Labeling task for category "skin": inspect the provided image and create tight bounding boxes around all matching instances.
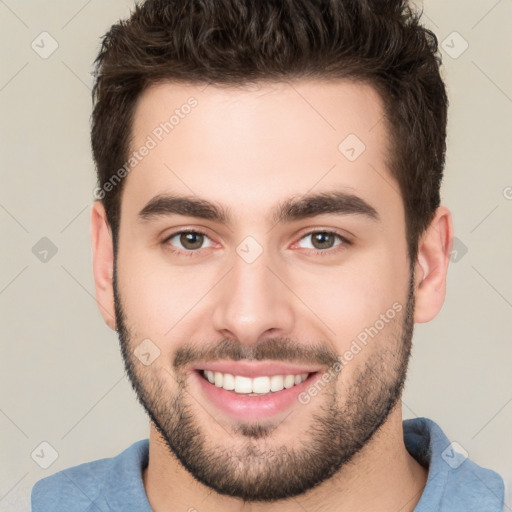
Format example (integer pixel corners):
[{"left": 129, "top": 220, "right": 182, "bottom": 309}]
[{"left": 90, "top": 79, "right": 453, "bottom": 512}]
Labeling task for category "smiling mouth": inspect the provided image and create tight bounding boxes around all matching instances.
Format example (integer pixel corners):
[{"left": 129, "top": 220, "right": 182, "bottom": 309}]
[{"left": 197, "top": 369, "right": 317, "bottom": 396}]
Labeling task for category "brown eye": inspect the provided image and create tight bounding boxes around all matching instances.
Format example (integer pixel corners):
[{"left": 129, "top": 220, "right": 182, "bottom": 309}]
[
  {"left": 179, "top": 232, "right": 204, "bottom": 250},
  {"left": 311, "top": 232, "right": 337, "bottom": 249},
  {"left": 298, "top": 231, "right": 344, "bottom": 251},
  {"left": 165, "top": 230, "right": 213, "bottom": 252}
]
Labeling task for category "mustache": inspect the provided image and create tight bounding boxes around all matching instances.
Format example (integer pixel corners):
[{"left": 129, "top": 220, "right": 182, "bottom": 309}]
[{"left": 173, "top": 337, "right": 339, "bottom": 371}]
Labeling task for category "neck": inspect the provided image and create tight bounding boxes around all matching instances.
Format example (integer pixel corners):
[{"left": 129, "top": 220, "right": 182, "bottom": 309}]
[{"left": 142, "top": 406, "right": 427, "bottom": 512}]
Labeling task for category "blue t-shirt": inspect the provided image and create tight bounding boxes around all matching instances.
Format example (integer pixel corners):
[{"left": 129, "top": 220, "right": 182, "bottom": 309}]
[{"left": 31, "top": 417, "right": 505, "bottom": 511}]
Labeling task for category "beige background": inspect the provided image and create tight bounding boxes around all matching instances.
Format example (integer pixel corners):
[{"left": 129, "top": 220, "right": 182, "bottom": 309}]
[{"left": 1, "top": 1, "right": 511, "bottom": 510}]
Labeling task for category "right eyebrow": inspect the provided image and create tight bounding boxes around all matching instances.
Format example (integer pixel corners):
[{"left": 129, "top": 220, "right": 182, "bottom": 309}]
[{"left": 138, "top": 195, "right": 230, "bottom": 223}]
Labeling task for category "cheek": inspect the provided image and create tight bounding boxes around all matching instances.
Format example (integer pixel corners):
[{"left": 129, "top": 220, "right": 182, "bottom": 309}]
[
  {"left": 286, "top": 248, "right": 409, "bottom": 349},
  {"left": 116, "top": 248, "right": 219, "bottom": 338}
]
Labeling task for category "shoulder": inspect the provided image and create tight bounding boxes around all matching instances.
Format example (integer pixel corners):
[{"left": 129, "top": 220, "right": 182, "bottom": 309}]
[
  {"left": 31, "top": 439, "right": 149, "bottom": 512},
  {"left": 404, "top": 417, "right": 505, "bottom": 512}
]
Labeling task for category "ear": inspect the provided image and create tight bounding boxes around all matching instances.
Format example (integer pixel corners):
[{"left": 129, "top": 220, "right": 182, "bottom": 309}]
[
  {"left": 413, "top": 205, "right": 454, "bottom": 323},
  {"left": 90, "top": 201, "right": 117, "bottom": 331}
]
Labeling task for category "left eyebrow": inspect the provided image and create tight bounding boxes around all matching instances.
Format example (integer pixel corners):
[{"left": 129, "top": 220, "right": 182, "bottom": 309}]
[
  {"left": 272, "top": 191, "right": 380, "bottom": 224},
  {"left": 137, "top": 190, "right": 380, "bottom": 225}
]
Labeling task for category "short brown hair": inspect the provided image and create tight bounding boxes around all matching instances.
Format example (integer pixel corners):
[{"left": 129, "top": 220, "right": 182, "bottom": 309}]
[{"left": 91, "top": 0, "right": 448, "bottom": 263}]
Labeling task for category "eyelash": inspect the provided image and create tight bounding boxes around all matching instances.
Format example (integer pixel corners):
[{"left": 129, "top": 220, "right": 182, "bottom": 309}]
[{"left": 161, "top": 229, "right": 352, "bottom": 258}]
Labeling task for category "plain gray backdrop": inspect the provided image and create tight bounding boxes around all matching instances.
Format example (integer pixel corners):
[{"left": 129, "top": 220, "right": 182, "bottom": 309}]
[{"left": 1, "top": 1, "right": 511, "bottom": 510}]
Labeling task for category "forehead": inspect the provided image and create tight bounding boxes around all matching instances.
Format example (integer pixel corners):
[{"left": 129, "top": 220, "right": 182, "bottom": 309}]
[{"left": 122, "top": 79, "right": 400, "bottom": 225}]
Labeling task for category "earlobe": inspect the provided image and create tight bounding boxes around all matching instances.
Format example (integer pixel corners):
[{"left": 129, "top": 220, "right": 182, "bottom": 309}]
[
  {"left": 90, "top": 201, "right": 117, "bottom": 331},
  {"left": 413, "top": 206, "right": 454, "bottom": 323}
]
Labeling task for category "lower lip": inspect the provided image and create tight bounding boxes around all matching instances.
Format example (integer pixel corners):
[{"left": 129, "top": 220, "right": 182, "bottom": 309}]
[{"left": 192, "top": 370, "right": 320, "bottom": 422}]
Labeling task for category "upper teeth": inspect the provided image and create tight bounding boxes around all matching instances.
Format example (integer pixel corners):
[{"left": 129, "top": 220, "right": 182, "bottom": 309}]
[{"left": 203, "top": 370, "right": 309, "bottom": 395}]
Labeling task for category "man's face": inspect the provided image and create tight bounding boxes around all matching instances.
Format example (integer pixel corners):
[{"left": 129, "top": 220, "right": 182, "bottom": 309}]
[{"left": 112, "top": 80, "right": 414, "bottom": 500}]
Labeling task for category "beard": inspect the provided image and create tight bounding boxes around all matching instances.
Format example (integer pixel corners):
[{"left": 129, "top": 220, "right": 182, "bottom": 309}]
[{"left": 113, "top": 263, "right": 416, "bottom": 502}]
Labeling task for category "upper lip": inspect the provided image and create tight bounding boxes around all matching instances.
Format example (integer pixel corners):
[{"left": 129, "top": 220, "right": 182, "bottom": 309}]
[{"left": 192, "top": 360, "right": 321, "bottom": 378}]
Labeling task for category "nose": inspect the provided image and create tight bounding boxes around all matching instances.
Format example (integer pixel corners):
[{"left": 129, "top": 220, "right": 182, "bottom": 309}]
[{"left": 211, "top": 247, "right": 295, "bottom": 346}]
